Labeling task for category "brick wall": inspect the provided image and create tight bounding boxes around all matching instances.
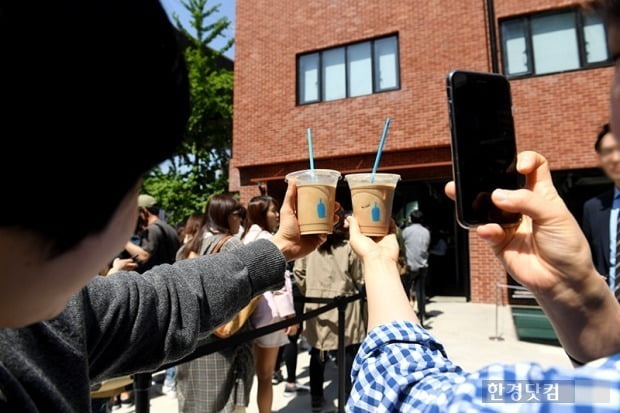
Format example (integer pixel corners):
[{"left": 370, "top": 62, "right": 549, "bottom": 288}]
[
  {"left": 232, "top": 0, "right": 612, "bottom": 302},
  {"left": 469, "top": 232, "right": 509, "bottom": 305},
  {"left": 233, "top": 0, "right": 488, "bottom": 167}
]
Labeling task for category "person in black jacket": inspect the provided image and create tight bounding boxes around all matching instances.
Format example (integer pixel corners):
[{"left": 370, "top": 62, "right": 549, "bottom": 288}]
[
  {"left": 125, "top": 194, "right": 180, "bottom": 273},
  {"left": 582, "top": 124, "right": 620, "bottom": 288}
]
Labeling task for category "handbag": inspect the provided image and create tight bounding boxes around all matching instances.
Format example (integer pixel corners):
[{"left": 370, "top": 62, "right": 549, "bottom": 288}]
[{"left": 210, "top": 235, "right": 260, "bottom": 339}]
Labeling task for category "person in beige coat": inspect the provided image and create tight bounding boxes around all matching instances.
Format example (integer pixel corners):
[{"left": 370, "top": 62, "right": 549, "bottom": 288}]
[{"left": 293, "top": 210, "right": 365, "bottom": 412}]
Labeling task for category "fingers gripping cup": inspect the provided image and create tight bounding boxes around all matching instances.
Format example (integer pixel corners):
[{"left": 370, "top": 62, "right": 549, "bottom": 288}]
[
  {"left": 346, "top": 173, "right": 400, "bottom": 236},
  {"left": 285, "top": 169, "right": 341, "bottom": 234}
]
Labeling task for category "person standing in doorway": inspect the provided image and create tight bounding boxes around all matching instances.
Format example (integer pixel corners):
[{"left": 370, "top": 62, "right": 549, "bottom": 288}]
[{"left": 402, "top": 210, "right": 431, "bottom": 325}]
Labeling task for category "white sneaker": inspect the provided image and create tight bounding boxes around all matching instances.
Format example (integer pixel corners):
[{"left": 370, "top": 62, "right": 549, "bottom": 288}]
[
  {"left": 162, "top": 383, "right": 176, "bottom": 397},
  {"left": 283, "top": 382, "right": 310, "bottom": 397}
]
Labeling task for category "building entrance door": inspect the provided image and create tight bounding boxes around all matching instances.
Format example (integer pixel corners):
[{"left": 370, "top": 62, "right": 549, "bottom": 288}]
[{"left": 392, "top": 180, "right": 469, "bottom": 299}]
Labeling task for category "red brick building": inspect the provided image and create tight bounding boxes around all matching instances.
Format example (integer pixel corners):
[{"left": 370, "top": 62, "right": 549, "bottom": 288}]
[{"left": 230, "top": 0, "right": 613, "bottom": 303}]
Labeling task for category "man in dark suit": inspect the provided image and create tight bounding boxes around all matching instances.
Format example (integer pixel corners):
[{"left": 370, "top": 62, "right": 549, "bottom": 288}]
[{"left": 582, "top": 124, "right": 620, "bottom": 290}]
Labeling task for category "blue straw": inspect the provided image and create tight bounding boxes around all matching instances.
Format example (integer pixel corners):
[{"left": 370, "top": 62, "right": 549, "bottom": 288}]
[
  {"left": 307, "top": 128, "right": 315, "bottom": 170},
  {"left": 371, "top": 117, "right": 391, "bottom": 183}
]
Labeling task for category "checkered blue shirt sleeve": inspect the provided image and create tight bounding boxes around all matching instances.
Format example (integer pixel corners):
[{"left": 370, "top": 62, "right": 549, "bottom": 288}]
[{"left": 346, "top": 320, "right": 620, "bottom": 412}]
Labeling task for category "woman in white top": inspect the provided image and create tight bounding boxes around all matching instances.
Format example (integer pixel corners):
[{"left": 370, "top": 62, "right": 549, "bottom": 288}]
[{"left": 242, "top": 196, "right": 297, "bottom": 413}]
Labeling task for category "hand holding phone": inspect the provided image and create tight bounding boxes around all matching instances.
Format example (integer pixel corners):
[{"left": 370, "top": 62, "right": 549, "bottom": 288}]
[{"left": 446, "top": 70, "right": 522, "bottom": 228}]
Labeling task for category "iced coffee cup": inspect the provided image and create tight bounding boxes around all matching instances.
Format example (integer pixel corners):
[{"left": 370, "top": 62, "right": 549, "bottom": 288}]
[
  {"left": 285, "top": 169, "right": 341, "bottom": 234},
  {"left": 345, "top": 173, "right": 400, "bottom": 236}
]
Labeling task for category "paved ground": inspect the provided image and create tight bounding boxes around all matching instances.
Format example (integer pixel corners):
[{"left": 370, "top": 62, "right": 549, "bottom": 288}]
[{"left": 115, "top": 297, "right": 571, "bottom": 412}]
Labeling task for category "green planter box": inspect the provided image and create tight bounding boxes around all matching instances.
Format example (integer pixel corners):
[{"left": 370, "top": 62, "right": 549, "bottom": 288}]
[{"left": 511, "top": 306, "right": 559, "bottom": 344}]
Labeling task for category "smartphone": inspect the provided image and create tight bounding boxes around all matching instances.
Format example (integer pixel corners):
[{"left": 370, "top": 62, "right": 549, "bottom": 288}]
[{"left": 446, "top": 70, "right": 522, "bottom": 228}]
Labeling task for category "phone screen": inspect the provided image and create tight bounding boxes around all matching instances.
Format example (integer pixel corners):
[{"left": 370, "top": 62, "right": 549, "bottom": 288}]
[{"left": 447, "top": 70, "right": 521, "bottom": 228}]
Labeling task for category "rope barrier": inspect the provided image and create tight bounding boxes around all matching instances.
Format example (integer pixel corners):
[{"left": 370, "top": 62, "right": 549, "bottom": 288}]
[{"left": 132, "top": 291, "right": 366, "bottom": 413}]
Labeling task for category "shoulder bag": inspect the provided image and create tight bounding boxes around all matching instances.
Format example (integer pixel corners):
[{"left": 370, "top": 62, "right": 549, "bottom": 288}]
[{"left": 210, "top": 235, "right": 261, "bottom": 339}]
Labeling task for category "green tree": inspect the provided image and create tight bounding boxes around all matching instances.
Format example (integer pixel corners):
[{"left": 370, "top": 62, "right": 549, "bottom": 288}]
[{"left": 143, "top": 0, "right": 234, "bottom": 225}]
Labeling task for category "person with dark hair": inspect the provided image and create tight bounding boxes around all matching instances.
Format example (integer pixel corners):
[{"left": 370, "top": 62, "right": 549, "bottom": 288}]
[
  {"left": 176, "top": 213, "right": 206, "bottom": 261},
  {"left": 186, "top": 194, "right": 245, "bottom": 258},
  {"left": 242, "top": 196, "right": 298, "bottom": 413},
  {"left": 177, "top": 194, "right": 255, "bottom": 413},
  {"left": 594, "top": 123, "right": 612, "bottom": 152},
  {"left": 582, "top": 123, "right": 620, "bottom": 288},
  {"left": 0, "top": 2, "right": 325, "bottom": 411},
  {"left": 294, "top": 209, "right": 365, "bottom": 412},
  {"left": 158, "top": 212, "right": 207, "bottom": 399},
  {"left": 402, "top": 209, "right": 431, "bottom": 325},
  {"left": 124, "top": 194, "right": 180, "bottom": 273}
]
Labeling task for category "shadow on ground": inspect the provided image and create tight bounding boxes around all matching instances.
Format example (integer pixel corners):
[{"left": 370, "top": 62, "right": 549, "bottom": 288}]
[{"left": 276, "top": 355, "right": 341, "bottom": 412}]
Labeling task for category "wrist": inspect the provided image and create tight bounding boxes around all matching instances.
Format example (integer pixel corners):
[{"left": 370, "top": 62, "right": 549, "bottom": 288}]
[
  {"left": 534, "top": 268, "right": 620, "bottom": 363},
  {"left": 270, "top": 234, "right": 293, "bottom": 262},
  {"left": 362, "top": 254, "right": 398, "bottom": 273},
  {"left": 536, "top": 268, "right": 608, "bottom": 311}
]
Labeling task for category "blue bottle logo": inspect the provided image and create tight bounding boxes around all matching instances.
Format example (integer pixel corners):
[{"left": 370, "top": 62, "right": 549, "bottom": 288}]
[
  {"left": 317, "top": 199, "right": 326, "bottom": 218},
  {"left": 371, "top": 202, "right": 381, "bottom": 222}
]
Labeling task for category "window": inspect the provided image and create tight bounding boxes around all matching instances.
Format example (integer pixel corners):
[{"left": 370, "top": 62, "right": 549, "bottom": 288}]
[
  {"left": 374, "top": 37, "right": 400, "bottom": 90},
  {"left": 297, "top": 35, "right": 400, "bottom": 105},
  {"left": 299, "top": 53, "right": 319, "bottom": 103},
  {"left": 348, "top": 42, "right": 372, "bottom": 97},
  {"left": 323, "top": 48, "right": 346, "bottom": 101},
  {"left": 500, "top": 8, "right": 610, "bottom": 78}
]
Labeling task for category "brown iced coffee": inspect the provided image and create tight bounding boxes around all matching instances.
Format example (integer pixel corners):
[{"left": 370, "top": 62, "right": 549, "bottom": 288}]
[
  {"left": 285, "top": 169, "right": 341, "bottom": 235},
  {"left": 296, "top": 184, "right": 337, "bottom": 234},
  {"left": 345, "top": 173, "right": 400, "bottom": 236}
]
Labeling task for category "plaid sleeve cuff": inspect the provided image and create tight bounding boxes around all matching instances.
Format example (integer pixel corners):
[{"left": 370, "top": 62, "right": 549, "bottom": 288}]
[
  {"left": 347, "top": 321, "right": 464, "bottom": 412},
  {"left": 358, "top": 320, "right": 448, "bottom": 360}
]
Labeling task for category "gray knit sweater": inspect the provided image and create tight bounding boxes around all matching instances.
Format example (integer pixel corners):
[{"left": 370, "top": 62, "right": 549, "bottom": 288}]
[{"left": 0, "top": 239, "right": 286, "bottom": 412}]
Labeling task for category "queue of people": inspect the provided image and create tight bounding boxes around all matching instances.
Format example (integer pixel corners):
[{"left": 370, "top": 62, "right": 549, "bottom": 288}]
[
  {"left": 4, "top": 1, "right": 620, "bottom": 413},
  {"left": 115, "top": 193, "right": 366, "bottom": 412}
]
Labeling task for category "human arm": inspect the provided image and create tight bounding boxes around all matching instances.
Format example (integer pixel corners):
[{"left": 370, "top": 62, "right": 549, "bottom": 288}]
[
  {"left": 106, "top": 258, "right": 138, "bottom": 275},
  {"left": 347, "top": 242, "right": 365, "bottom": 289},
  {"left": 124, "top": 241, "right": 150, "bottom": 264},
  {"left": 346, "top": 217, "right": 419, "bottom": 329},
  {"left": 445, "top": 151, "right": 620, "bottom": 363},
  {"left": 346, "top": 221, "right": 467, "bottom": 410},
  {"left": 84, "top": 239, "right": 287, "bottom": 382}
]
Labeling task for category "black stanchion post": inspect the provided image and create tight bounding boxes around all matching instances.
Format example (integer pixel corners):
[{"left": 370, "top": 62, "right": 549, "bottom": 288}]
[
  {"left": 337, "top": 297, "right": 346, "bottom": 413},
  {"left": 133, "top": 372, "right": 151, "bottom": 413}
]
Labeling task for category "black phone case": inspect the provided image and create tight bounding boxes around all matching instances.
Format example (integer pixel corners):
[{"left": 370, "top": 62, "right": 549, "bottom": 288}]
[{"left": 446, "top": 70, "right": 521, "bottom": 229}]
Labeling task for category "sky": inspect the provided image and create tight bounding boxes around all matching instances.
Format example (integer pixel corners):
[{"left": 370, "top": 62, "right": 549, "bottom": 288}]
[{"left": 160, "top": 0, "right": 236, "bottom": 60}]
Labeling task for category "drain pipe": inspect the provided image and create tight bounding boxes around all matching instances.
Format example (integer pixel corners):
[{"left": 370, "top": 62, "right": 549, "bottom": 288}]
[{"left": 486, "top": 0, "right": 499, "bottom": 73}]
